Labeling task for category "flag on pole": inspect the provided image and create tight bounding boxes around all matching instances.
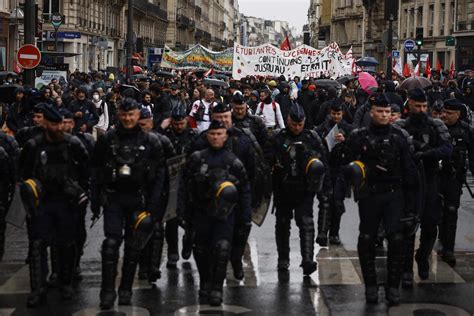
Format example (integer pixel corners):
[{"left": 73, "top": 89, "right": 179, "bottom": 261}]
[
  {"left": 413, "top": 62, "right": 420, "bottom": 77},
  {"left": 436, "top": 59, "right": 442, "bottom": 73},
  {"left": 280, "top": 35, "right": 292, "bottom": 51},
  {"left": 393, "top": 58, "right": 402, "bottom": 76},
  {"left": 449, "top": 61, "right": 455, "bottom": 79},
  {"left": 403, "top": 63, "right": 411, "bottom": 77},
  {"left": 425, "top": 56, "right": 432, "bottom": 79},
  {"left": 203, "top": 68, "right": 215, "bottom": 77}
]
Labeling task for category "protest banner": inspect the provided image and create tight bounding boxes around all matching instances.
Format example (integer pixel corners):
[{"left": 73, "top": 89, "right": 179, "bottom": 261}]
[
  {"left": 232, "top": 42, "right": 354, "bottom": 79},
  {"left": 161, "top": 44, "right": 233, "bottom": 72}
]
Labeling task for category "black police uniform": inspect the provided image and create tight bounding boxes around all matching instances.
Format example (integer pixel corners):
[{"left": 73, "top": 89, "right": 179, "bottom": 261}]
[
  {"left": 180, "top": 120, "right": 251, "bottom": 306},
  {"left": 315, "top": 106, "right": 353, "bottom": 245},
  {"left": 394, "top": 88, "right": 453, "bottom": 284},
  {"left": 91, "top": 99, "right": 166, "bottom": 309},
  {"left": 345, "top": 94, "right": 419, "bottom": 304},
  {"left": 439, "top": 99, "right": 474, "bottom": 267},
  {"left": 0, "top": 131, "right": 19, "bottom": 261},
  {"left": 19, "top": 104, "right": 89, "bottom": 307},
  {"left": 187, "top": 103, "right": 258, "bottom": 281},
  {"left": 270, "top": 103, "right": 330, "bottom": 276}
]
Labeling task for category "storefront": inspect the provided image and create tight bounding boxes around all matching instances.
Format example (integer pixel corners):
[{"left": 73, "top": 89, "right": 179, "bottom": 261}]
[
  {"left": 456, "top": 36, "right": 474, "bottom": 71},
  {"left": 0, "top": 17, "right": 9, "bottom": 71}
]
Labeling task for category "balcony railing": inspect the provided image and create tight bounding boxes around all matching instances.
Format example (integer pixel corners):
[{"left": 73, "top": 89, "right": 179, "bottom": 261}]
[{"left": 133, "top": 2, "right": 168, "bottom": 22}]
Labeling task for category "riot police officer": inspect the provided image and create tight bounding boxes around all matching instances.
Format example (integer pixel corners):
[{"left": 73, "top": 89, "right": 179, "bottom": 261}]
[
  {"left": 394, "top": 88, "right": 453, "bottom": 286},
  {"left": 270, "top": 103, "right": 329, "bottom": 276},
  {"left": 231, "top": 93, "right": 268, "bottom": 149},
  {"left": 19, "top": 104, "right": 89, "bottom": 307},
  {"left": 0, "top": 130, "right": 19, "bottom": 261},
  {"left": 91, "top": 98, "right": 167, "bottom": 309},
  {"left": 188, "top": 102, "right": 258, "bottom": 281},
  {"left": 180, "top": 120, "right": 251, "bottom": 306},
  {"left": 345, "top": 93, "right": 419, "bottom": 305},
  {"left": 439, "top": 98, "right": 474, "bottom": 267},
  {"left": 160, "top": 104, "right": 198, "bottom": 263},
  {"left": 315, "top": 99, "right": 353, "bottom": 245},
  {"left": 16, "top": 104, "right": 45, "bottom": 148}
]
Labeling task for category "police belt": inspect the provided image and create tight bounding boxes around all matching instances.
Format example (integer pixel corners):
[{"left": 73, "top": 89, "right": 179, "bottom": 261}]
[{"left": 368, "top": 183, "right": 401, "bottom": 194}]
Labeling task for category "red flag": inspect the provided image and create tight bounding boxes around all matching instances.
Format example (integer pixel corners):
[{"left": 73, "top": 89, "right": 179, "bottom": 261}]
[
  {"left": 280, "top": 35, "right": 291, "bottom": 51},
  {"left": 425, "top": 56, "right": 431, "bottom": 79},
  {"left": 449, "top": 61, "right": 455, "bottom": 79},
  {"left": 403, "top": 63, "right": 411, "bottom": 77},
  {"left": 436, "top": 59, "right": 442, "bottom": 73},
  {"left": 204, "top": 68, "right": 215, "bottom": 77}
]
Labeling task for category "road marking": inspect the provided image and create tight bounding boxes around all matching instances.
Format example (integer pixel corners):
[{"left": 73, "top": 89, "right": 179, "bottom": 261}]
[
  {"left": 312, "top": 246, "right": 362, "bottom": 285},
  {"left": 175, "top": 304, "right": 251, "bottom": 315},
  {"left": 309, "top": 287, "right": 330, "bottom": 316},
  {"left": 226, "top": 239, "right": 260, "bottom": 287},
  {"left": 0, "top": 266, "right": 30, "bottom": 294}
]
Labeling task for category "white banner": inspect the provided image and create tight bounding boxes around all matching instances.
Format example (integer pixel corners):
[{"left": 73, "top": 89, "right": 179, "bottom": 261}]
[
  {"left": 35, "top": 70, "right": 68, "bottom": 89},
  {"left": 232, "top": 42, "right": 354, "bottom": 79}
]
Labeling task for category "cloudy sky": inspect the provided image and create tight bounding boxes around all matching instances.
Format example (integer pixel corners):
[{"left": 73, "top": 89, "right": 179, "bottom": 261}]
[{"left": 238, "top": 0, "right": 311, "bottom": 35}]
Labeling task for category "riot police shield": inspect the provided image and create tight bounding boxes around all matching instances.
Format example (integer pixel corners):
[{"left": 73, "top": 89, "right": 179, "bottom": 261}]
[{"left": 163, "top": 155, "right": 186, "bottom": 222}]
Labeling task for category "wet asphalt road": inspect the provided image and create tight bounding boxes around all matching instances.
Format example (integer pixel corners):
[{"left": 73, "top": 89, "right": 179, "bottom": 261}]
[{"left": 1, "top": 186, "right": 474, "bottom": 316}]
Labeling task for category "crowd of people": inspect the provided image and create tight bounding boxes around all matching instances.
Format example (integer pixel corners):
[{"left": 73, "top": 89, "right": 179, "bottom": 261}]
[{"left": 0, "top": 67, "right": 473, "bottom": 309}]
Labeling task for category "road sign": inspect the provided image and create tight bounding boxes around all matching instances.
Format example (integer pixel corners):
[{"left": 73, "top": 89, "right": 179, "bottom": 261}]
[
  {"left": 445, "top": 36, "right": 456, "bottom": 46},
  {"left": 51, "top": 13, "right": 64, "bottom": 29},
  {"left": 382, "top": 30, "right": 399, "bottom": 46},
  {"left": 17, "top": 44, "right": 41, "bottom": 69},
  {"left": 404, "top": 39, "right": 416, "bottom": 52},
  {"left": 392, "top": 50, "right": 400, "bottom": 58}
]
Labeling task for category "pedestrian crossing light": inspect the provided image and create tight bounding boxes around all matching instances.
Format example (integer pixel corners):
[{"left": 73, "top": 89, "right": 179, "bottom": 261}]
[{"left": 416, "top": 27, "right": 424, "bottom": 46}]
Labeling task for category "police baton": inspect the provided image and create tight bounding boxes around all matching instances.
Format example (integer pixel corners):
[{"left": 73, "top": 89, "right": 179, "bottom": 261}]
[{"left": 90, "top": 213, "right": 102, "bottom": 229}]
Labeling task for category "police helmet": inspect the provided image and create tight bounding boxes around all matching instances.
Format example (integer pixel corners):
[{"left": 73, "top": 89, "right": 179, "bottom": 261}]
[
  {"left": 344, "top": 161, "right": 366, "bottom": 191},
  {"left": 305, "top": 158, "right": 326, "bottom": 192},
  {"left": 20, "top": 178, "right": 43, "bottom": 218},
  {"left": 130, "top": 211, "right": 154, "bottom": 250},
  {"left": 211, "top": 180, "right": 238, "bottom": 220}
]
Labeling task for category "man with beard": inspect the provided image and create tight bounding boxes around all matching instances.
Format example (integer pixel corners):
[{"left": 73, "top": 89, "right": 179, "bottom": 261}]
[
  {"left": 19, "top": 104, "right": 89, "bottom": 307},
  {"left": 395, "top": 88, "right": 453, "bottom": 287},
  {"left": 67, "top": 86, "right": 99, "bottom": 134}
]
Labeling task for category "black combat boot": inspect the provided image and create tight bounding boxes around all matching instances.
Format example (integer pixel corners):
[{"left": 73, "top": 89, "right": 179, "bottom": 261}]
[
  {"left": 209, "top": 240, "right": 231, "bottom": 306},
  {"left": 275, "top": 217, "right": 291, "bottom": 271},
  {"left": 299, "top": 216, "right": 317, "bottom": 276},
  {"left": 118, "top": 245, "right": 140, "bottom": 305},
  {"left": 386, "top": 233, "right": 404, "bottom": 306},
  {"left": 316, "top": 205, "right": 330, "bottom": 247},
  {"left": 441, "top": 206, "right": 458, "bottom": 267},
  {"left": 329, "top": 201, "right": 344, "bottom": 245},
  {"left": 57, "top": 243, "right": 77, "bottom": 300},
  {"left": 48, "top": 244, "right": 59, "bottom": 288},
  {"left": 401, "top": 234, "right": 415, "bottom": 288},
  {"left": 230, "top": 223, "right": 251, "bottom": 280},
  {"left": 415, "top": 227, "right": 438, "bottom": 280},
  {"left": 181, "top": 229, "right": 194, "bottom": 260},
  {"left": 358, "top": 234, "right": 378, "bottom": 304},
  {"left": 27, "top": 240, "right": 48, "bottom": 308},
  {"left": 100, "top": 238, "right": 120, "bottom": 310},
  {"left": 148, "top": 223, "right": 164, "bottom": 283},
  {"left": 194, "top": 245, "right": 210, "bottom": 304},
  {"left": 166, "top": 219, "right": 179, "bottom": 268}
]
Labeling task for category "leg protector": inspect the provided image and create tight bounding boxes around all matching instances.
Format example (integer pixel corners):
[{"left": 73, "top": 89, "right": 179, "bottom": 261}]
[
  {"left": 194, "top": 244, "right": 211, "bottom": 302},
  {"left": 441, "top": 205, "right": 458, "bottom": 267},
  {"left": 299, "top": 215, "right": 317, "bottom": 275},
  {"left": 100, "top": 238, "right": 120, "bottom": 310},
  {"left": 415, "top": 226, "right": 438, "bottom": 280},
  {"left": 138, "top": 239, "right": 151, "bottom": 280},
  {"left": 209, "top": 239, "right": 231, "bottom": 306},
  {"left": 275, "top": 216, "right": 291, "bottom": 270},
  {"left": 357, "top": 234, "right": 377, "bottom": 303},
  {"left": 148, "top": 223, "right": 164, "bottom": 282},
  {"left": 329, "top": 201, "right": 345, "bottom": 245},
  {"left": 165, "top": 219, "right": 179, "bottom": 267},
  {"left": 386, "top": 233, "right": 404, "bottom": 306},
  {"left": 57, "top": 243, "right": 77, "bottom": 300},
  {"left": 230, "top": 223, "right": 251, "bottom": 280},
  {"left": 316, "top": 202, "right": 330, "bottom": 246},
  {"left": 118, "top": 242, "right": 141, "bottom": 305},
  {"left": 27, "top": 239, "right": 48, "bottom": 308}
]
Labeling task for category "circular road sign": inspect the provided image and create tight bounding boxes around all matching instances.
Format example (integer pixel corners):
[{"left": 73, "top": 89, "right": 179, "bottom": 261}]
[
  {"left": 17, "top": 44, "right": 41, "bottom": 69},
  {"left": 51, "top": 13, "right": 63, "bottom": 28},
  {"left": 404, "top": 39, "right": 416, "bottom": 52}
]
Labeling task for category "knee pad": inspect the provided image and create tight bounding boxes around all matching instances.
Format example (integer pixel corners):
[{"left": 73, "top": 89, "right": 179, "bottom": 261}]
[
  {"left": 102, "top": 238, "right": 121, "bottom": 258},
  {"left": 387, "top": 232, "right": 404, "bottom": 244},
  {"left": 299, "top": 215, "right": 314, "bottom": 230},
  {"left": 445, "top": 205, "right": 458, "bottom": 214},
  {"left": 276, "top": 216, "right": 291, "bottom": 227},
  {"left": 214, "top": 239, "right": 231, "bottom": 257}
]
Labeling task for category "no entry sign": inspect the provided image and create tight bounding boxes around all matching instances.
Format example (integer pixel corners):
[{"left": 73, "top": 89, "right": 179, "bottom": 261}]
[{"left": 17, "top": 44, "right": 41, "bottom": 69}]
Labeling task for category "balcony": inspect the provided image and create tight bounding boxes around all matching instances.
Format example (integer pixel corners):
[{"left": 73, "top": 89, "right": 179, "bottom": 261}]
[
  {"left": 189, "top": 19, "right": 196, "bottom": 31},
  {"left": 133, "top": 1, "right": 168, "bottom": 22},
  {"left": 203, "top": 31, "right": 212, "bottom": 40},
  {"left": 219, "top": 21, "right": 226, "bottom": 32},
  {"left": 177, "top": 14, "right": 190, "bottom": 28}
]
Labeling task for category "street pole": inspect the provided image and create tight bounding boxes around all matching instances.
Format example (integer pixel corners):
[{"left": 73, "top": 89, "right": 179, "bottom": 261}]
[
  {"left": 386, "top": 14, "right": 394, "bottom": 78},
  {"left": 55, "top": 28, "right": 58, "bottom": 64},
  {"left": 23, "top": 0, "right": 35, "bottom": 86},
  {"left": 126, "top": 0, "right": 134, "bottom": 80}
]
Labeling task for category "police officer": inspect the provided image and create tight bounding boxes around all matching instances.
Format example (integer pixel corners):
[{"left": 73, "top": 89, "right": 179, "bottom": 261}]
[
  {"left": 160, "top": 104, "right": 198, "bottom": 263},
  {"left": 315, "top": 99, "right": 353, "bottom": 245},
  {"left": 439, "top": 99, "right": 474, "bottom": 267},
  {"left": 345, "top": 93, "right": 419, "bottom": 305},
  {"left": 395, "top": 88, "right": 453, "bottom": 286},
  {"left": 188, "top": 103, "right": 258, "bottom": 281},
  {"left": 0, "top": 129, "right": 19, "bottom": 261},
  {"left": 137, "top": 108, "right": 176, "bottom": 281},
  {"left": 180, "top": 120, "right": 251, "bottom": 306},
  {"left": 60, "top": 108, "right": 95, "bottom": 280},
  {"left": 19, "top": 104, "right": 89, "bottom": 307},
  {"left": 91, "top": 98, "right": 166, "bottom": 309},
  {"left": 231, "top": 93, "right": 268, "bottom": 149},
  {"left": 16, "top": 104, "right": 45, "bottom": 148},
  {"left": 270, "top": 103, "right": 329, "bottom": 276}
]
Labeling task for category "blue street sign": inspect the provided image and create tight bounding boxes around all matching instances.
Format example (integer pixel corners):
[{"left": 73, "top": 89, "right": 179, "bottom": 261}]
[
  {"left": 392, "top": 50, "right": 400, "bottom": 58},
  {"left": 404, "top": 39, "right": 416, "bottom": 52}
]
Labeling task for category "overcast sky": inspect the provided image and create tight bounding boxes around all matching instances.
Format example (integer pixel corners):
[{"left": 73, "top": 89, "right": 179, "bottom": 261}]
[{"left": 238, "top": 0, "right": 310, "bottom": 35}]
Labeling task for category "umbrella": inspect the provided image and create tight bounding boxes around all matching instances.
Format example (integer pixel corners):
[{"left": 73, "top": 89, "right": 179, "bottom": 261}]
[
  {"left": 131, "top": 74, "right": 150, "bottom": 82},
  {"left": 399, "top": 76, "right": 432, "bottom": 91},
  {"left": 154, "top": 70, "right": 175, "bottom": 78},
  {"left": 336, "top": 75, "right": 356, "bottom": 84},
  {"left": 358, "top": 72, "right": 378, "bottom": 94},
  {"left": 118, "top": 84, "right": 141, "bottom": 99},
  {"left": 0, "top": 84, "right": 22, "bottom": 103},
  {"left": 212, "top": 74, "right": 229, "bottom": 80},
  {"left": 133, "top": 66, "right": 143, "bottom": 74},
  {"left": 204, "top": 78, "right": 227, "bottom": 87},
  {"left": 0, "top": 71, "right": 19, "bottom": 82},
  {"left": 356, "top": 57, "right": 379, "bottom": 67},
  {"left": 314, "top": 79, "right": 341, "bottom": 89}
]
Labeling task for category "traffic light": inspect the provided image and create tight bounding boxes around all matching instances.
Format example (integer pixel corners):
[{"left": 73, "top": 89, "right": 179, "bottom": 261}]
[{"left": 416, "top": 27, "right": 423, "bottom": 46}]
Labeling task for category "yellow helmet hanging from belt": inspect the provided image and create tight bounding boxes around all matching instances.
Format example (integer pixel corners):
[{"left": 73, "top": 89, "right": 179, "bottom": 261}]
[
  {"left": 130, "top": 211, "right": 154, "bottom": 251},
  {"left": 19, "top": 178, "right": 43, "bottom": 218}
]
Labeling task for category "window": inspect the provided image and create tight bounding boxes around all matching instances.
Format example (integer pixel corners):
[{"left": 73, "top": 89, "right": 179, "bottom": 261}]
[{"left": 43, "top": 0, "right": 60, "bottom": 14}]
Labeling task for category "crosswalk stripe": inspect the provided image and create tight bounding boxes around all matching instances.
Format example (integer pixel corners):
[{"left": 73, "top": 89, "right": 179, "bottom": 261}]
[
  {"left": 312, "top": 245, "right": 362, "bottom": 285},
  {"left": 0, "top": 266, "right": 30, "bottom": 294}
]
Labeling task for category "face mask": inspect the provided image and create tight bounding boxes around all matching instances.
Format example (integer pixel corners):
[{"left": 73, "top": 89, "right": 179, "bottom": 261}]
[{"left": 93, "top": 94, "right": 100, "bottom": 101}]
